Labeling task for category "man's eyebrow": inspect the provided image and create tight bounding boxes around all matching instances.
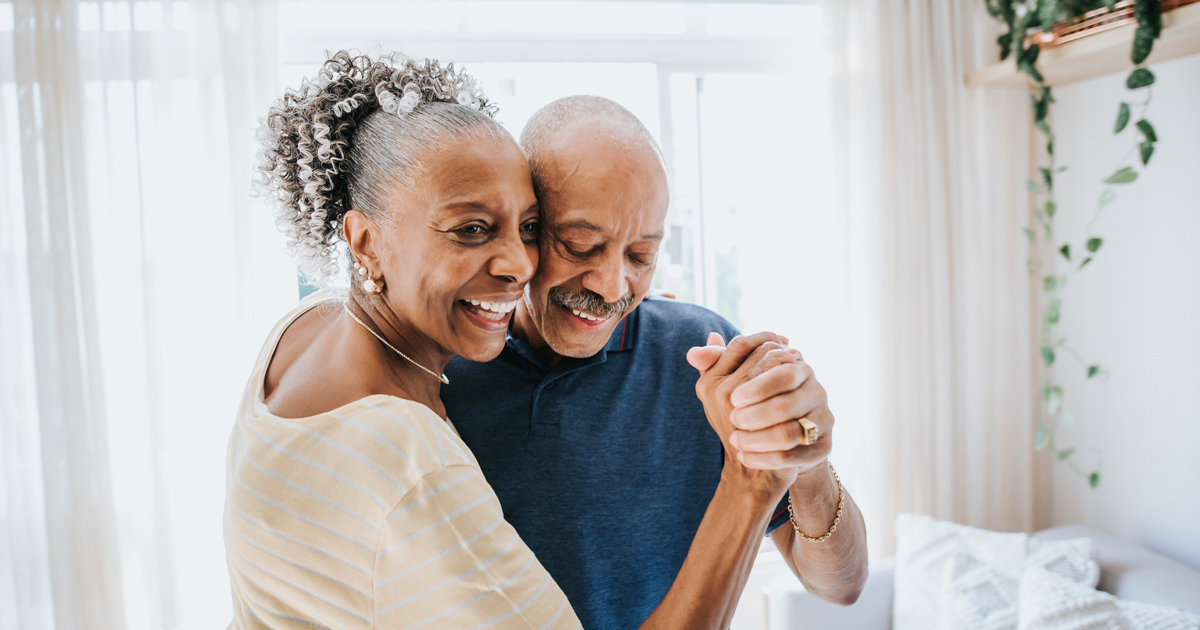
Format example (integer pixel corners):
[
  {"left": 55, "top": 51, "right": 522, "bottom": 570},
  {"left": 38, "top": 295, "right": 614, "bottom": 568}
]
[
  {"left": 554, "top": 219, "right": 606, "bottom": 233},
  {"left": 640, "top": 230, "right": 665, "bottom": 241},
  {"left": 554, "top": 220, "right": 664, "bottom": 241}
]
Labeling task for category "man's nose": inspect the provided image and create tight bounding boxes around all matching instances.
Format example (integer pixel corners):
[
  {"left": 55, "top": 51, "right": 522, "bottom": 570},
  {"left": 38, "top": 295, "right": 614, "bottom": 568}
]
[{"left": 581, "top": 251, "right": 628, "bottom": 304}]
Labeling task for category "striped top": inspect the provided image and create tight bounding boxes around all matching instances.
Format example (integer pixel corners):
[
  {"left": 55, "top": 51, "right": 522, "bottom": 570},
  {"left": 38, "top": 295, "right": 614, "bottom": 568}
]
[{"left": 224, "top": 292, "right": 581, "bottom": 630}]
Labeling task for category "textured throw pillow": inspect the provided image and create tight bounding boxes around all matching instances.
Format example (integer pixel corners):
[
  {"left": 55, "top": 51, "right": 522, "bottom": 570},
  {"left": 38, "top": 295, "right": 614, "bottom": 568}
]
[
  {"left": 1019, "top": 567, "right": 1200, "bottom": 630},
  {"left": 894, "top": 513, "right": 1099, "bottom": 630}
]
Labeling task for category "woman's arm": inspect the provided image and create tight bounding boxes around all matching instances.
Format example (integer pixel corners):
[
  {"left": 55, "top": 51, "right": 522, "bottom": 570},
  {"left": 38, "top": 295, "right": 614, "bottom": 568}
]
[
  {"left": 635, "top": 332, "right": 805, "bottom": 630},
  {"left": 637, "top": 465, "right": 789, "bottom": 630}
]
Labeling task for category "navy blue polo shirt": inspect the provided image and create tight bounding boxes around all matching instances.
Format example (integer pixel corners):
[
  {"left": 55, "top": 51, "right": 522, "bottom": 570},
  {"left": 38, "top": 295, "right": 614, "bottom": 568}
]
[{"left": 441, "top": 297, "right": 790, "bottom": 630}]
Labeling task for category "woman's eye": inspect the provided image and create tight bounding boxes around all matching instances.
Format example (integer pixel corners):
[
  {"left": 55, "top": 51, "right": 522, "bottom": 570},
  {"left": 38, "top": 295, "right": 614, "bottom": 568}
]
[
  {"left": 520, "top": 221, "right": 541, "bottom": 237},
  {"left": 456, "top": 225, "right": 488, "bottom": 236}
]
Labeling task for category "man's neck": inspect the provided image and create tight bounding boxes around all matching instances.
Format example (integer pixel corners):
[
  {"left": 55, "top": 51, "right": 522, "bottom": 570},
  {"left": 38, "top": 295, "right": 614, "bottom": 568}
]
[{"left": 511, "top": 303, "right": 565, "bottom": 368}]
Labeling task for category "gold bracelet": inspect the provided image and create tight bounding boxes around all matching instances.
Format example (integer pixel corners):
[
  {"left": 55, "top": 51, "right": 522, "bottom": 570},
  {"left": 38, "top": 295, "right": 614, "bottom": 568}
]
[{"left": 786, "top": 462, "right": 844, "bottom": 543}]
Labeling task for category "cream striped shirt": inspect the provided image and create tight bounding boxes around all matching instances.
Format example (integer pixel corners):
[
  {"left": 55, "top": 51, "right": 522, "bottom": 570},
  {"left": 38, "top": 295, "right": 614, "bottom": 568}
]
[{"left": 224, "top": 293, "right": 581, "bottom": 630}]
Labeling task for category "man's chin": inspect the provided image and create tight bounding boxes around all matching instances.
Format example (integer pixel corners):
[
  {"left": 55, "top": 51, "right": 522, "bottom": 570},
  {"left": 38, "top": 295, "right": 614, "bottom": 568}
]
[{"left": 546, "top": 311, "right": 617, "bottom": 358}]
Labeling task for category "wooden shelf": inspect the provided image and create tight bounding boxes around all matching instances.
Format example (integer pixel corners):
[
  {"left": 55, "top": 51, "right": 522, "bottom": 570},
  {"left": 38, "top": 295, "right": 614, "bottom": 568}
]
[{"left": 966, "top": 3, "right": 1200, "bottom": 88}]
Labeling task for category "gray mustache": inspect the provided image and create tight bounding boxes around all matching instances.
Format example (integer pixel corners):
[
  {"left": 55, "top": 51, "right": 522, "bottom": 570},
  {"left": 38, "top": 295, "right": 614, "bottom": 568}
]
[{"left": 549, "top": 287, "right": 633, "bottom": 318}]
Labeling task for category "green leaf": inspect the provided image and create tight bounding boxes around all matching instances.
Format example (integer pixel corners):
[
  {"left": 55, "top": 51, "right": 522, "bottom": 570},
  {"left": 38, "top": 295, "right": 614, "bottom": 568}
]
[
  {"left": 1140, "top": 141, "right": 1155, "bottom": 166},
  {"left": 1047, "top": 385, "right": 1063, "bottom": 414},
  {"left": 1027, "top": 180, "right": 1042, "bottom": 195},
  {"left": 1058, "top": 410, "right": 1074, "bottom": 430},
  {"left": 1038, "top": 0, "right": 1061, "bottom": 31},
  {"left": 1088, "top": 365, "right": 1101, "bottom": 378},
  {"left": 1043, "top": 276, "right": 1058, "bottom": 291},
  {"left": 1045, "top": 201, "right": 1057, "bottom": 217},
  {"left": 1099, "top": 189, "right": 1116, "bottom": 207},
  {"left": 1059, "top": 243, "right": 1070, "bottom": 260},
  {"left": 1041, "top": 167, "right": 1054, "bottom": 190},
  {"left": 1087, "top": 237, "right": 1103, "bottom": 252},
  {"left": 1047, "top": 298, "right": 1061, "bottom": 325},
  {"left": 1057, "top": 447, "right": 1076, "bottom": 461},
  {"left": 1127, "top": 67, "right": 1156, "bottom": 89},
  {"left": 1136, "top": 119, "right": 1158, "bottom": 142},
  {"left": 1131, "top": 27, "right": 1155, "bottom": 65},
  {"left": 1089, "top": 472, "right": 1101, "bottom": 488},
  {"left": 1048, "top": 139, "right": 1055, "bottom": 155},
  {"left": 1024, "top": 227, "right": 1036, "bottom": 244},
  {"left": 998, "top": 32, "right": 1014, "bottom": 61},
  {"left": 1035, "top": 422, "right": 1049, "bottom": 450},
  {"left": 1042, "top": 345, "right": 1056, "bottom": 365},
  {"left": 1080, "top": 257, "right": 1093, "bottom": 268},
  {"left": 1134, "top": 0, "right": 1163, "bottom": 38},
  {"left": 1114, "top": 102, "right": 1130, "bottom": 133},
  {"left": 1104, "top": 167, "right": 1138, "bottom": 184}
]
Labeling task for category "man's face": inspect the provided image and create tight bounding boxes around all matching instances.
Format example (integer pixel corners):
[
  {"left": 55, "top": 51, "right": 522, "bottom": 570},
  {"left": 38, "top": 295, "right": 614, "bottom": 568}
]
[{"left": 522, "top": 122, "right": 669, "bottom": 359}]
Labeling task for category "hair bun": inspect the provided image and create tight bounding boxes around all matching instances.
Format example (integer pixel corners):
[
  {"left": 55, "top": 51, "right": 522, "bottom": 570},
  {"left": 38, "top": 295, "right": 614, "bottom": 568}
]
[{"left": 255, "top": 51, "right": 497, "bottom": 286}]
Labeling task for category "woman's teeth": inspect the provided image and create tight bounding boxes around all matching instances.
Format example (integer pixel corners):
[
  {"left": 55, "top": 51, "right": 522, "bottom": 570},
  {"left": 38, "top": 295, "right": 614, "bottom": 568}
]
[
  {"left": 571, "top": 308, "right": 605, "bottom": 322},
  {"left": 463, "top": 299, "right": 517, "bottom": 320}
]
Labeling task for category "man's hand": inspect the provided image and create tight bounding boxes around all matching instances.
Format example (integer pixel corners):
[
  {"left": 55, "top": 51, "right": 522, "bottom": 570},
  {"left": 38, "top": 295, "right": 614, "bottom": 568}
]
[
  {"left": 689, "top": 331, "right": 868, "bottom": 607},
  {"left": 687, "top": 333, "right": 834, "bottom": 476},
  {"left": 687, "top": 332, "right": 805, "bottom": 498}
]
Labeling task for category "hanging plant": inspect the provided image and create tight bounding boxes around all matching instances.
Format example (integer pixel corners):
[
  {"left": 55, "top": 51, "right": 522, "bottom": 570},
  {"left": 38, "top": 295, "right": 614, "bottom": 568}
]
[{"left": 983, "top": 0, "right": 1165, "bottom": 488}]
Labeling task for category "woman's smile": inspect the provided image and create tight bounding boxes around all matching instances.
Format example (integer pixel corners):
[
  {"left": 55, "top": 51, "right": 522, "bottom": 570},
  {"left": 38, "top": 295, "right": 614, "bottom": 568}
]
[{"left": 458, "top": 296, "right": 521, "bottom": 331}]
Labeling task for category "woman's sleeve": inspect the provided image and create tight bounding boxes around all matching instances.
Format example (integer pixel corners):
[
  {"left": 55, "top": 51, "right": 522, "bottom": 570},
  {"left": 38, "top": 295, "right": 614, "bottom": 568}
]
[{"left": 374, "top": 465, "right": 581, "bottom": 630}]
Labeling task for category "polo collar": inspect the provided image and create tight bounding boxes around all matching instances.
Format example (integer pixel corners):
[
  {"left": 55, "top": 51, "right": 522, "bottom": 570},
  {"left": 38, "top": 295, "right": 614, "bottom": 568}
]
[
  {"left": 504, "top": 301, "right": 642, "bottom": 370},
  {"left": 603, "top": 302, "right": 641, "bottom": 353}
]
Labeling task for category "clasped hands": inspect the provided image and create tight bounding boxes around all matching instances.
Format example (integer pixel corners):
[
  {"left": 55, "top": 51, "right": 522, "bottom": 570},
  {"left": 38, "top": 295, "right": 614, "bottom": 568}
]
[{"left": 687, "top": 332, "right": 834, "bottom": 498}]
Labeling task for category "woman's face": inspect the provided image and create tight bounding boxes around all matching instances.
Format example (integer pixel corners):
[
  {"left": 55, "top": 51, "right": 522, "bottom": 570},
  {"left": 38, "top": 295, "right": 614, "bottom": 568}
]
[{"left": 371, "top": 132, "right": 539, "bottom": 362}]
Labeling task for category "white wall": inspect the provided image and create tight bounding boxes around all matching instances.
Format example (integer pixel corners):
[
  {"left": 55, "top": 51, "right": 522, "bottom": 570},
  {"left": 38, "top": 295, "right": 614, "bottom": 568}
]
[{"left": 1047, "top": 53, "right": 1200, "bottom": 569}]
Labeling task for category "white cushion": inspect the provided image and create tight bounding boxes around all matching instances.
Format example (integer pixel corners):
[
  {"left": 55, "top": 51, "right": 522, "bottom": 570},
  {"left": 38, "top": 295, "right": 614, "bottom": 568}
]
[
  {"left": 1034, "top": 526, "right": 1200, "bottom": 615},
  {"left": 1019, "top": 567, "right": 1200, "bottom": 630},
  {"left": 894, "top": 513, "right": 1099, "bottom": 630}
]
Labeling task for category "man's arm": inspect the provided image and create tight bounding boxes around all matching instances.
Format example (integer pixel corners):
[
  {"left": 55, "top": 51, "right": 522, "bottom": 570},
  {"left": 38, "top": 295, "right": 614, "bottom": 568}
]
[{"left": 769, "top": 464, "right": 868, "bottom": 604}]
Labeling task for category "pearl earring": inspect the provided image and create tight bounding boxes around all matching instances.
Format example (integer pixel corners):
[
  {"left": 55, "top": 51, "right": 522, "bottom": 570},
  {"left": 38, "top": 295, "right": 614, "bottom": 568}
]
[{"left": 363, "top": 277, "right": 382, "bottom": 294}]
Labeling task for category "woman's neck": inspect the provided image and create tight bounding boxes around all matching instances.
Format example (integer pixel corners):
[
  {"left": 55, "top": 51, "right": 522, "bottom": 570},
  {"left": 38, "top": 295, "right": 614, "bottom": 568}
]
[{"left": 344, "top": 297, "right": 451, "bottom": 417}]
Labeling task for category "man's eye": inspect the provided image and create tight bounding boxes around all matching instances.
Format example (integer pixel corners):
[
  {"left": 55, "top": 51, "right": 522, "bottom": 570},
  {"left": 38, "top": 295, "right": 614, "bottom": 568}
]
[
  {"left": 560, "top": 240, "right": 597, "bottom": 256},
  {"left": 457, "top": 225, "right": 487, "bottom": 236}
]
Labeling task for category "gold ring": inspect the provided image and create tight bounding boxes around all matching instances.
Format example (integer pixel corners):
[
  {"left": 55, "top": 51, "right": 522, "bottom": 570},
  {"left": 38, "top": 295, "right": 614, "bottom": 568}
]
[{"left": 798, "top": 417, "right": 819, "bottom": 446}]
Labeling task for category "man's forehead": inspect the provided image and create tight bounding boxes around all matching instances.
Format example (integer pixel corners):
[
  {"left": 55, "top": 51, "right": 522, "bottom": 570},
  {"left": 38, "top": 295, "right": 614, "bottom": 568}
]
[{"left": 552, "top": 216, "right": 664, "bottom": 242}]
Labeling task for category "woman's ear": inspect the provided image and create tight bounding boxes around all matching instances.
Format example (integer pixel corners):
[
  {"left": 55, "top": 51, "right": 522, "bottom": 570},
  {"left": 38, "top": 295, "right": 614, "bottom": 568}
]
[{"left": 343, "top": 210, "right": 379, "bottom": 270}]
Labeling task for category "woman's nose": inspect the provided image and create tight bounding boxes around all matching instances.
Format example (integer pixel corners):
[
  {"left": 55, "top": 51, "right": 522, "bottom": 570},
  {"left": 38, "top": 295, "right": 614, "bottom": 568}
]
[{"left": 489, "top": 228, "right": 536, "bottom": 285}]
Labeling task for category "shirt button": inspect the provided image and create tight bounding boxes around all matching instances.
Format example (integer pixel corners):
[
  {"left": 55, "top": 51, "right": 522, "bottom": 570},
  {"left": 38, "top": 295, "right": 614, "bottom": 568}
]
[{"left": 545, "top": 381, "right": 555, "bottom": 389}]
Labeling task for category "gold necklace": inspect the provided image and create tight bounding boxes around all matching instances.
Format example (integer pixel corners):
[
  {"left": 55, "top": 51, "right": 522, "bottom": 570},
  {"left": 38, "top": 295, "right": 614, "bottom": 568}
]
[{"left": 342, "top": 303, "right": 450, "bottom": 385}]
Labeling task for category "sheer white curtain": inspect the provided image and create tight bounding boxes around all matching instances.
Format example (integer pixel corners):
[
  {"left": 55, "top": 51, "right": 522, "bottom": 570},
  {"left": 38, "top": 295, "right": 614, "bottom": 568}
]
[
  {"left": 0, "top": 1, "right": 294, "bottom": 628},
  {"left": 827, "top": 0, "right": 1039, "bottom": 554}
]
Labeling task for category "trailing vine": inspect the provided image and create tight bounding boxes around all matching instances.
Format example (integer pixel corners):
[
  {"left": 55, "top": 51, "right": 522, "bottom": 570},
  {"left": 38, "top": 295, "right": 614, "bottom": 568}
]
[{"left": 983, "top": 0, "right": 1164, "bottom": 488}]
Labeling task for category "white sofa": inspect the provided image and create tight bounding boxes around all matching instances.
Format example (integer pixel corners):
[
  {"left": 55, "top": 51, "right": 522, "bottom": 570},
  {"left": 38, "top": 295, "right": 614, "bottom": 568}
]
[{"left": 763, "top": 525, "right": 1200, "bottom": 629}]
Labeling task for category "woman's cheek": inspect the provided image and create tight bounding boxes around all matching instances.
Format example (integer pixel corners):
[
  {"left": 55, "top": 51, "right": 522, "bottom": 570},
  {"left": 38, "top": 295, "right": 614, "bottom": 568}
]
[{"left": 525, "top": 240, "right": 539, "bottom": 270}]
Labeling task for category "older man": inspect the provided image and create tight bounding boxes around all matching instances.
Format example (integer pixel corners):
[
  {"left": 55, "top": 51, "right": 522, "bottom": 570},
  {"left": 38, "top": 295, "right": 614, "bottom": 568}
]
[{"left": 442, "top": 96, "right": 867, "bottom": 629}]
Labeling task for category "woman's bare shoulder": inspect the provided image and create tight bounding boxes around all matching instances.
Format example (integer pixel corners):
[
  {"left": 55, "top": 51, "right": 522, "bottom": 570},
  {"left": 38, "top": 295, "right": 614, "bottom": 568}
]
[{"left": 263, "top": 302, "right": 408, "bottom": 419}]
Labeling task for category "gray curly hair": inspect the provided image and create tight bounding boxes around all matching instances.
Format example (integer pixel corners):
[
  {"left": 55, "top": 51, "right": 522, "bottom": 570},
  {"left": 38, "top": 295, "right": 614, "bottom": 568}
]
[{"left": 255, "top": 51, "right": 506, "bottom": 286}]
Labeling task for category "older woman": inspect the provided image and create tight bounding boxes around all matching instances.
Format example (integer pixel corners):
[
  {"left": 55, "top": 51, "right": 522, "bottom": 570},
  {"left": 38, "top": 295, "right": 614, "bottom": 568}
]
[{"left": 225, "top": 52, "right": 788, "bottom": 630}]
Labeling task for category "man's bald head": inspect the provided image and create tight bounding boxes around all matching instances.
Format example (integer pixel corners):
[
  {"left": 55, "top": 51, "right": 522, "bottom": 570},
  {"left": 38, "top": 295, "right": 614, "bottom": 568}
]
[
  {"left": 510, "top": 95, "right": 671, "bottom": 364},
  {"left": 520, "top": 95, "right": 666, "bottom": 196}
]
